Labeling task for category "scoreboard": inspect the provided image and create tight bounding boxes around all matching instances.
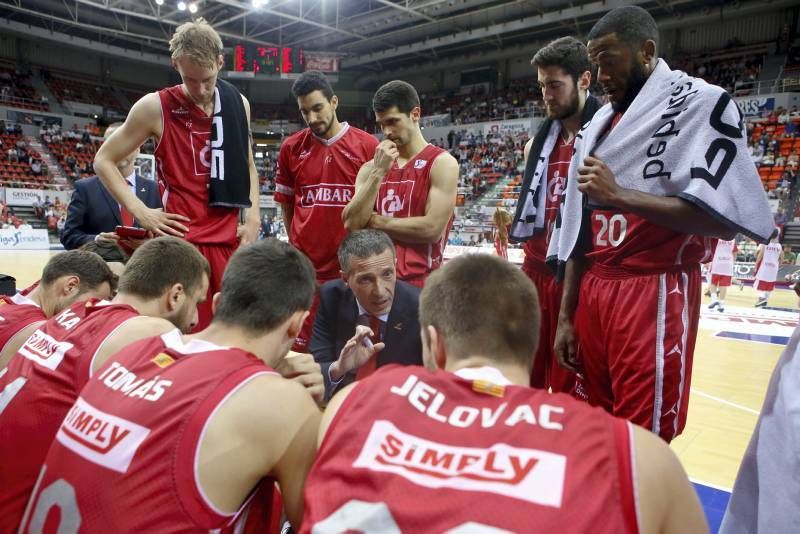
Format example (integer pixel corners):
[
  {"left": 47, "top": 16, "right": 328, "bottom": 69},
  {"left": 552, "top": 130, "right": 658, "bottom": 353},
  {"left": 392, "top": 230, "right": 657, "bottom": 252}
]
[{"left": 229, "top": 45, "right": 305, "bottom": 74}]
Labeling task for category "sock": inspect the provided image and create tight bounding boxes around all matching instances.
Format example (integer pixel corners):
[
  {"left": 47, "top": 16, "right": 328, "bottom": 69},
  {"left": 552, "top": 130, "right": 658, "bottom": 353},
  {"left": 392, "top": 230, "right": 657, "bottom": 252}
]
[
  {"left": 719, "top": 300, "right": 725, "bottom": 308},
  {"left": 758, "top": 291, "right": 769, "bottom": 301},
  {"left": 710, "top": 293, "right": 719, "bottom": 304}
]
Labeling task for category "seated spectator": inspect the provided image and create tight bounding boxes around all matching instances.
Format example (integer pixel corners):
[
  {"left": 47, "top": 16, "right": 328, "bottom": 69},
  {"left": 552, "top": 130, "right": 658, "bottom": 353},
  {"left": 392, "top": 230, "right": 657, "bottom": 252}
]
[
  {"left": 6, "top": 148, "right": 17, "bottom": 163},
  {"left": 17, "top": 219, "right": 32, "bottom": 230},
  {"left": 751, "top": 144, "right": 764, "bottom": 164},
  {"left": 763, "top": 151, "right": 775, "bottom": 166},
  {"left": 2, "top": 217, "right": 14, "bottom": 229},
  {"left": 776, "top": 154, "right": 787, "bottom": 167},
  {"left": 787, "top": 150, "right": 799, "bottom": 169},
  {"left": 30, "top": 160, "right": 42, "bottom": 176},
  {"left": 767, "top": 110, "right": 779, "bottom": 124},
  {"left": 768, "top": 137, "right": 780, "bottom": 153},
  {"left": 778, "top": 107, "right": 790, "bottom": 124}
]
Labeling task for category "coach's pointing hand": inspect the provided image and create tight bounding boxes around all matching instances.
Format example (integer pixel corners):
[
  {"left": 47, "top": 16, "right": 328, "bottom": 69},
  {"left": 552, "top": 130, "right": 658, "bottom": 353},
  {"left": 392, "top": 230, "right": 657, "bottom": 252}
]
[
  {"left": 577, "top": 156, "right": 623, "bottom": 207},
  {"left": 373, "top": 140, "right": 399, "bottom": 175},
  {"left": 134, "top": 206, "right": 190, "bottom": 238},
  {"left": 330, "top": 325, "right": 385, "bottom": 382}
]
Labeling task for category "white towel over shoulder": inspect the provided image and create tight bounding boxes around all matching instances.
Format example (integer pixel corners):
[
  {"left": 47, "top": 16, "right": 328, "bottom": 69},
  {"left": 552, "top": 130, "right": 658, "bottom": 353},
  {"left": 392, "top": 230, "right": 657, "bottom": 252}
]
[{"left": 547, "top": 59, "right": 775, "bottom": 266}]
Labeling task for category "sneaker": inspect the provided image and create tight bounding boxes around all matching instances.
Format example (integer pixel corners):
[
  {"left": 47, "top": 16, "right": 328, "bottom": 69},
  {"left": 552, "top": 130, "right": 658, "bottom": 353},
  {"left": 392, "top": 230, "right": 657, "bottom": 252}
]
[
  {"left": 708, "top": 301, "right": 719, "bottom": 309},
  {"left": 755, "top": 299, "right": 767, "bottom": 308},
  {"left": 718, "top": 306, "right": 725, "bottom": 313}
]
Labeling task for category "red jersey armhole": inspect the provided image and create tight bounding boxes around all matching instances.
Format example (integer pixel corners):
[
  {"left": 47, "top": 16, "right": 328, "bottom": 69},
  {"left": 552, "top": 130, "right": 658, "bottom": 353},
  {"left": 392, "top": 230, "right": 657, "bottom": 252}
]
[
  {"left": 174, "top": 365, "right": 276, "bottom": 529},
  {"left": 614, "top": 420, "right": 640, "bottom": 534},
  {"left": 154, "top": 89, "right": 169, "bottom": 155}
]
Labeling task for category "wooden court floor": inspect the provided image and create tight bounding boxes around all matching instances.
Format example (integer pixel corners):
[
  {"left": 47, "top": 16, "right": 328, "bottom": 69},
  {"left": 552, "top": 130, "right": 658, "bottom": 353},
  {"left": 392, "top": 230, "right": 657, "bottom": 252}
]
[{"left": 1, "top": 250, "right": 795, "bottom": 492}]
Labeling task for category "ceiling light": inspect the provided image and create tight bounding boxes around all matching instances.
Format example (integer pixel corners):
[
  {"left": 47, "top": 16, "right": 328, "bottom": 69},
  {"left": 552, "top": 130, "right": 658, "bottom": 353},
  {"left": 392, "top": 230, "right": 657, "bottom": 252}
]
[
  {"left": 252, "top": 0, "right": 269, "bottom": 7},
  {"left": 155, "top": 0, "right": 163, "bottom": 4},
  {"left": 177, "top": 1, "right": 187, "bottom": 10},
  {"left": 188, "top": 2, "right": 198, "bottom": 13}
]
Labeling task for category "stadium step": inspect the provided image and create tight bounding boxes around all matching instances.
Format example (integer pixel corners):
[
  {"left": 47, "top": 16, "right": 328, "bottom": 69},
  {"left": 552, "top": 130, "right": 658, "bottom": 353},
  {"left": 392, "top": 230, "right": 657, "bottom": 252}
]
[{"left": 25, "top": 135, "right": 68, "bottom": 184}]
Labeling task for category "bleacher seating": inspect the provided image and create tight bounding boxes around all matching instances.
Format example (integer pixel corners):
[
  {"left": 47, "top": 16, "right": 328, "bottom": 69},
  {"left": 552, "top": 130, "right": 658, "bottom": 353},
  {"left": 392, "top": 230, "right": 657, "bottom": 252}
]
[
  {"left": 0, "top": 131, "right": 49, "bottom": 189},
  {"left": 0, "top": 63, "right": 49, "bottom": 112},
  {"left": 43, "top": 70, "right": 123, "bottom": 112}
]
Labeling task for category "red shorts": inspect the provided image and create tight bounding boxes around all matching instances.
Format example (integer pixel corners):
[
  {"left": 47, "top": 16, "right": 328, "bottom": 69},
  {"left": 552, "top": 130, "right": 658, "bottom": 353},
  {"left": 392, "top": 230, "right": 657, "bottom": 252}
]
[
  {"left": 193, "top": 243, "right": 236, "bottom": 332},
  {"left": 754, "top": 279, "right": 775, "bottom": 292},
  {"left": 522, "top": 261, "right": 575, "bottom": 393},
  {"left": 573, "top": 265, "right": 700, "bottom": 443},
  {"left": 710, "top": 274, "right": 732, "bottom": 287}
]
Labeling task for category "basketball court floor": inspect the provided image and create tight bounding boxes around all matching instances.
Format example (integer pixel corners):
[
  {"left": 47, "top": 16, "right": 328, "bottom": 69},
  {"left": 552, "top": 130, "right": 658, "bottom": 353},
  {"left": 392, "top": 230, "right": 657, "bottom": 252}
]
[{"left": 1, "top": 250, "right": 796, "bottom": 533}]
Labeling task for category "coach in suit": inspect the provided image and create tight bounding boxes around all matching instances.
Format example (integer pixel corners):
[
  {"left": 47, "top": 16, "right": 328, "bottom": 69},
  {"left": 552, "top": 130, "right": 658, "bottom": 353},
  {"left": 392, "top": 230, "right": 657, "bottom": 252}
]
[
  {"left": 61, "top": 123, "right": 160, "bottom": 250},
  {"left": 310, "top": 229, "right": 423, "bottom": 400}
]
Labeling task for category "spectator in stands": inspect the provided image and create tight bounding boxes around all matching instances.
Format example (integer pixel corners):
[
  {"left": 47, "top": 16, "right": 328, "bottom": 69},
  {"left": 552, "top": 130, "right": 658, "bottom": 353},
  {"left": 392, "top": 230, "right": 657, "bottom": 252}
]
[
  {"left": 783, "top": 245, "right": 796, "bottom": 265},
  {"left": 767, "top": 110, "right": 779, "bottom": 124},
  {"left": 3, "top": 217, "right": 15, "bottom": 229},
  {"left": 751, "top": 144, "right": 764, "bottom": 165},
  {"left": 31, "top": 160, "right": 42, "bottom": 176},
  {"left": 778, "top": 108, "right": 790, "bottom": 124},
  {"left": 788, "top": 151, "right": 799, "bottom": 170},
  {"left": 469, "top": 235, "right": 477, "bottom": 246},
  {"left": 6, "top": 147, "right": 17, "bottom": 163},
  {"left": 768, "top": 136, "right": 780, "bottom": 153},
  {"left": 776, "top": 153, "right": 787, "bottom": 167},
  {"left": 75, "top": 141, "right": 84, "bottom": 153},
  {"left": 17, "top": 219, "right": 32, "bottom": 230},
  {"left": 763, "top": 152, "right": 775, "bottom": 166}
]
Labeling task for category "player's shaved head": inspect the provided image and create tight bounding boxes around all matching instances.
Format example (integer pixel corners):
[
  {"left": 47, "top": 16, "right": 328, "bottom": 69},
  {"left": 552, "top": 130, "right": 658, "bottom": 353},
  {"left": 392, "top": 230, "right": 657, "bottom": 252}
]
[{"left": 420, "top": 254, "right": 540, "bottom": 369}]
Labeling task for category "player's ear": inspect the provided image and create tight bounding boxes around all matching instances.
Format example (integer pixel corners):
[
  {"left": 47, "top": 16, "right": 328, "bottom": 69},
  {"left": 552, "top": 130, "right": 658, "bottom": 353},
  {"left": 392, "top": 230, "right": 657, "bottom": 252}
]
[
  {"left": 60, "top": 275, "right": 81, "bottom": 297},
  {"left": 286, "top": 310, "right": 309, "bottom": 340},
  {"left": 166, "top": 283, "right": 185, "bottom": 312},
  {"left": 210, "top": 292, "right": 222, "bottom": 315},
  {"left": 330, "top": 95, "right": 339, "bottom": 111}
]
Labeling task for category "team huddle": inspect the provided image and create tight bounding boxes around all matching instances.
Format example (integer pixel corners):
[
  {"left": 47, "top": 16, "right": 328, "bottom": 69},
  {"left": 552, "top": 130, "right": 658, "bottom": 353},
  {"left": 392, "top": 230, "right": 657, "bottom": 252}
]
[{"left": 0, "top": 4, "right": 778, "bottom": 534}]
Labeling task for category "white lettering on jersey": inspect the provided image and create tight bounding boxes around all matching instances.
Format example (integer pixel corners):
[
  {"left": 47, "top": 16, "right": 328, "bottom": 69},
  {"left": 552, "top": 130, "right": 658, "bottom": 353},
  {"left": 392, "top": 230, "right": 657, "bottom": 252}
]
[
  {"left": 300, "top": 183, "right": 355, "bottom": 208},
  {"left": 390, "top": 374, "right": 564, "bottom": 430},
  {"left": 97, "top": 361, "right": 172, "bottom": 402},
  {"left": 18, "top": 329, "right": 73, "bottom": 371},
  {"left": 354, "top": 420, "right": 566, "bottom": 507},
  {"left": 55, "top": 309, "right": 81, "bottom": 330},
  {"left": 56, "top": 397, "right": 150, "bottom": 473}
]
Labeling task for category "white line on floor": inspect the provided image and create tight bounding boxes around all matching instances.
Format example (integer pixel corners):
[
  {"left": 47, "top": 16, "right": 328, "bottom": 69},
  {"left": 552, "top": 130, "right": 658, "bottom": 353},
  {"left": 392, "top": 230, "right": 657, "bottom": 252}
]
[{"left": 691, "top": 389, "right": 760, "bottom": 416}]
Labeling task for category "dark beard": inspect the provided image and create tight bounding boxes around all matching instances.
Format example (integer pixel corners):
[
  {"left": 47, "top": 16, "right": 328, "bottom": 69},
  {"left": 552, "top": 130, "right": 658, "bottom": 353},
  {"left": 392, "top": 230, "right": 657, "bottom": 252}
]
[
  {"left": 612, "top": 62, "right": 649, "bottom": 113},
  {"left": 312, "top": 116, "right": 335, "bottom": 137},
  {"left": 551, "top": 90, "right": 580, "bottom": 121}
]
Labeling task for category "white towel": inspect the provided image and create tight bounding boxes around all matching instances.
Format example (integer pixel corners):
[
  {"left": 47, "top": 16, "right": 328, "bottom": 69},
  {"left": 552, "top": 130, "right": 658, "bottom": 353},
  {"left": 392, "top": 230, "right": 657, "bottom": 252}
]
[
  {"left": 547, "top": 59, "right": 775, "bottom": 267},
  {"left": 510, "top": 122, "right": 560, "bottom": 239}
]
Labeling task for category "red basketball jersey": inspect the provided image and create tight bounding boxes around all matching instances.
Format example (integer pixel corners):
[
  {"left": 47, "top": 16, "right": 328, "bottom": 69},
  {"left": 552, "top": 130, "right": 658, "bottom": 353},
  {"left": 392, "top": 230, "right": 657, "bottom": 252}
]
[
  {"left": 755, "top": 242, "right": 782, "bottom": 283},
  {"left": 275, "top": 124, "right": 378, "bottom": 281},
  {"left": 302, "top": 366, "right": 639, "bottom": 533},
  {"left": 155, "top": 85, "right": 239, "bottom": 246},
  {"left": 19, "top": 330, "right": 279, "bottom": 533},
  {"left": 0, "top": 300, "right": 138, "bottom": 529},
  {"left": 0, "top": 293, "right": 45, "bottom": 354},
  {"left": 373, "top": 144, "right": 451, "bottom": 286},
  {"left": 523, "top": 133, "right": 572, "bottom": 268}
]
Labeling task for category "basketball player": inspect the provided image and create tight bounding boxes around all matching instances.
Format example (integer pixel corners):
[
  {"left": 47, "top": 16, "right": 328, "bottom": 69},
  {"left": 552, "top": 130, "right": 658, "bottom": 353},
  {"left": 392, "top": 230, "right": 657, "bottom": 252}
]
[
  {"left": 302, "top": 254, "right": 707, "bottom": 533},
  {"left": 276, "top": 71, "right": 378, "bottom": 351},
  {"left": 554, "top": 6, "right": 755, "bottom": 443},
  {"left": 0, "top": 250, "right": 115, "bottom": 368},
  {"left": 343, "top": 80, "right": 459, "bottom": 287},
  {"left": 0, "top": 237, "right": 209, "bottom": 529},
  {"left": 19, "top": 240, "right": 321, "bottom": 532},
  {"left": 708, "top": 238, "right": 738, "bottom": 313},
  {"left": 515, "top": 36, "right": 600, "bottom": 391},
  {"left": 753, "top": 234, "right": 783, "bottom": 307},
  {"left": 93, "top": 19, "right": 261, "bottom": 331}
]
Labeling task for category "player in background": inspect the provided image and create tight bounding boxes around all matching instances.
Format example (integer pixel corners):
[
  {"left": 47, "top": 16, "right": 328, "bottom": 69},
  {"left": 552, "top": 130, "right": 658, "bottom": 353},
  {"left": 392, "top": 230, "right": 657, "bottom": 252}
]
[
  {"left": 20, "top": 240, "right": 322, "bottom": 533},
  {"left": 753, "top": 233, "right": 783, "bottom": 307},
  {"left": 343, "top": 80, "right": 459, "bottom": 288},
  {"left": 0, "top": 250, "right": 115, "bottom": 368},
  {"left": 302, "top": 254, "right": 707, "bottom": 533},
  {"left": 275, "top": 71, "right": 378, "bottom": 351},
  {"left": 708, "top": 238, "right": 738, "bottom": 313}
]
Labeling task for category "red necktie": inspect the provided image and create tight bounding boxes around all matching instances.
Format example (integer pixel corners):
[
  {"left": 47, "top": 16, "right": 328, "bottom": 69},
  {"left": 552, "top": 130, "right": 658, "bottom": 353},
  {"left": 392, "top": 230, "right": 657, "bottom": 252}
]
[
  {"left": 120, "top": 206, "right": 134, "bottom": 227},
  {"left": 356, "top": 314, "right": 382, "bottom": 380}
]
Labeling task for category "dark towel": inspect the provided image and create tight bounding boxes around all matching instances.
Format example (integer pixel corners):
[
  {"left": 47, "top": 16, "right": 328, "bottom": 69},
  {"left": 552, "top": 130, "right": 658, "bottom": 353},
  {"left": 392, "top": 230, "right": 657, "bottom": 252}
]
[
  {"left": 208, "top": 79, "right": 251, "bottom": 208},
  {"left": 510, "top": 94, "right": 601, "bottom": 243}
]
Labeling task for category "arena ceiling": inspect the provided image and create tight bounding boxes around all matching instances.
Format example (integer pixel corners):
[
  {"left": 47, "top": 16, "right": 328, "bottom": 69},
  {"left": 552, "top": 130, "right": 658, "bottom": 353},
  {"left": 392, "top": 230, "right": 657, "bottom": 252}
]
[{"left": 0, "top": 0, "right": 788, "bottom": 72}]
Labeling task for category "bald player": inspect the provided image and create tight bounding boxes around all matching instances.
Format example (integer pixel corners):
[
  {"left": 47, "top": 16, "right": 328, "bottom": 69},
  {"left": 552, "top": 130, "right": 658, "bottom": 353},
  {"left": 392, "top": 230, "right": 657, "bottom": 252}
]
[
  {"left": 343, "top": 80, "right": 458, "bottom": 288},
  {"left": 93, "top": 19, "right": 261, "bottom": 331},
  {"left": 20, "top": 240, "right": 321, "bottom": 532},
  {"left": 302, "top": 254, "right": 707, "bottom": 533},
  {"left": 0, "top": 237, "right": 209, "bottom": 529},
  {"left": 0, "top": 250, "right": 116, "bottom": 368}
]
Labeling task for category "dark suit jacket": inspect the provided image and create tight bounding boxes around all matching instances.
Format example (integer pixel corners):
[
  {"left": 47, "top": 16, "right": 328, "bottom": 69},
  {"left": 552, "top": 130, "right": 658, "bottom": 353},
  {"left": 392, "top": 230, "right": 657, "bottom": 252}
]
[
  {"left": 61, "top": 175, "right": 161, "bottom": 250},
  {"left": 310, "top": 278, "right": 423, "bottom": 400}
]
